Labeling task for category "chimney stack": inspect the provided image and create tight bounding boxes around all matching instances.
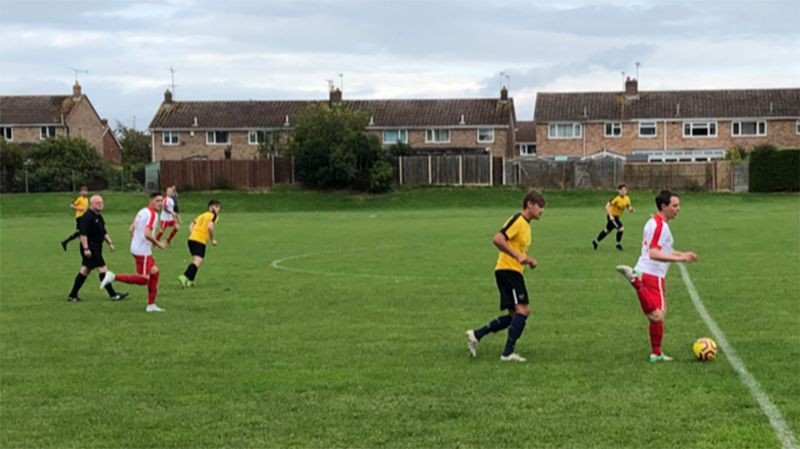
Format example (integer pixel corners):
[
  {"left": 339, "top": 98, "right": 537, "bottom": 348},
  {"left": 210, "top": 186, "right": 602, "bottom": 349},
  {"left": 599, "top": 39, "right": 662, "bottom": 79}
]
[
  {"left": 624, "top": 77, "right": 639, "bottom": 98},
  {"left": 329, "top": 87, "right": 342, "bottom": 105},
  {"left": 164, "top": 89, "right": 174, "bottom": 104},
  {"left": 500, "top": 86, "right": 509, "bottom": 103},
  {"left": 72, "top": 81, "right": 82, "bottom": 99}
]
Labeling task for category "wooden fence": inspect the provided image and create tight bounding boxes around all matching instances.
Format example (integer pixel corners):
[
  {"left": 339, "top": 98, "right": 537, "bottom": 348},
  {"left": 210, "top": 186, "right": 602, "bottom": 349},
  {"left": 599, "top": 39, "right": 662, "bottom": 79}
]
[
  {"left": 158, "top": 157, "right": 294, "bottom": 190},
  {"left": 397, "top": 155, "right": 502, "bottom": 186}
]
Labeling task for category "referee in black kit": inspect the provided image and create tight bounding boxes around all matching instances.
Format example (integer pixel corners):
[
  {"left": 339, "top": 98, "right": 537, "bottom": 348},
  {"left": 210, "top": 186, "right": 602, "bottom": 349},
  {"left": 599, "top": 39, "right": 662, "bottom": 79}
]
[{"left": 66, "top": 195, "right": 128, "bottom": 302}]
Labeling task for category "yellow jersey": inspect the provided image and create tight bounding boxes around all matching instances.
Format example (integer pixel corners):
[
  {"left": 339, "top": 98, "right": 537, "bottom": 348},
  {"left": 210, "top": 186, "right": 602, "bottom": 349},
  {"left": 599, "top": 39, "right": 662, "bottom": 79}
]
[
  {"left": 73, "top": 196, "right": 88, "bottom": 218},
  {"left": 608, "top": 195, "right": 632, "bottom": 218},
  {"left": 189, "top": 211, "right": 218, "bottom": 244},
  {"left": 495, "top": 213, "right": 532, "bottom": 273}
]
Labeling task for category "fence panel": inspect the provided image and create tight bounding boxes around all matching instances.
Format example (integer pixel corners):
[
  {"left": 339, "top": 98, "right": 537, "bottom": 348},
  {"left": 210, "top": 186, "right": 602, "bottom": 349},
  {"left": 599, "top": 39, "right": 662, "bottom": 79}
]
[
  {"left": 463, "top": 155, "right": 490, "bottom": 184},
  {"left": 398, "top": 155, "right": 491, "bottom": 186},
  {"left": 159, "top": 160, "right": 275, "bottom": 190},
  {"left": 401, "top": 156, "right": 431, "bottom": 185}
]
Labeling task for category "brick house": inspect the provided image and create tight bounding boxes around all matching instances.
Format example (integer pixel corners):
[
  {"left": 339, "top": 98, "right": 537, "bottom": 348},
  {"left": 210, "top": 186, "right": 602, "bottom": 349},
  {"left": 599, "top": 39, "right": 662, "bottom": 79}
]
[
  {"left": 515, "top": 120, "right": 536, "bottom": 157},
  {"left": 0, "top": 82, "right": 122, "bottom": 163},
  {"left": 534, "top": 79, "right": 800, "bottom": 161},
  {"left": 148, "top": 88, "right": 516, "bottom": 161}
]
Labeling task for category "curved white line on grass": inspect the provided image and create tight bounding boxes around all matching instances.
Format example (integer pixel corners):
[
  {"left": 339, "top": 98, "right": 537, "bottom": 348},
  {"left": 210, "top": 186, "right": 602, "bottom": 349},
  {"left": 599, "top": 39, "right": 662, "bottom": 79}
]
[{"left": 679, "top": 263, "right": 798, "bottom": 449}]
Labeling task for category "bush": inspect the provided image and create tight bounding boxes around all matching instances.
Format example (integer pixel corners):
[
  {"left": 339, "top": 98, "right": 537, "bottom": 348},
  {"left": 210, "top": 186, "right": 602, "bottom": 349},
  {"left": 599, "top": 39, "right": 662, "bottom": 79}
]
[
  {"left": 726, "top": 145, "right": 749, "bottom": 163},
  {"left": 388, "top": 142, "right": 413, "bottom": 157},
  {"left": 289, "top": 104, "right": 394, "bottom": 192},
  {"left": 25, "top": 137, "right": 111, "bottom": 192},
  {"left": 749, "top": 146, "right": 800, "bottom": 192},
  {"left": 369, "top": 160, "right": 394, "bottom": 192},
  {"left": 0, "top": 139, "right": 24, "bottom": 192}
]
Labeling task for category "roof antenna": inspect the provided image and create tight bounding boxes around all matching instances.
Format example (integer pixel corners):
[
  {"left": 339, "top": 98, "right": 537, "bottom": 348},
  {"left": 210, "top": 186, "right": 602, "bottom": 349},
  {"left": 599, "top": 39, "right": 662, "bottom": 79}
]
[
  {"left": 326, "top": 79, "right": 334, "bottom": 92},
  {"left": 620, "top": 71, "right": 626, "bottom": 89},
  {"left": 635, "top": 62, "right": 641, "bottom": 80},
  {"left": 338, "top": 73, "right": 344, "bottom": 92},
  {"left": 169, "top": 67, "right": 177, "bottom": 98},
  {"left": 68, "top": 67, "right": 88, "bottom": 83}
]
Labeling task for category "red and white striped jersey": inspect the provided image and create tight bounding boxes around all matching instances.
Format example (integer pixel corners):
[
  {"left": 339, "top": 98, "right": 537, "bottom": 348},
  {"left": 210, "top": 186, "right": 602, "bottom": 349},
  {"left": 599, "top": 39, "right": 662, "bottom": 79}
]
[
  {"left": 131, "top": 207, "right": 159, "bottom": 256},
  {"left": 634, "top": 214, "right": 673, "bottom": 278},
  {"left": 160, "top": 196, "right": 175, "bottom": 222}
]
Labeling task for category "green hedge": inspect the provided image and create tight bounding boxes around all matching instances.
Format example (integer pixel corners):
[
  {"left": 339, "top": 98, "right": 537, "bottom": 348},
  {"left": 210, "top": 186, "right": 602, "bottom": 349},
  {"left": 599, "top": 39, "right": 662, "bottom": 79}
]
[{"left": 749, "top": 148, "right": 800, "bottom": 192}]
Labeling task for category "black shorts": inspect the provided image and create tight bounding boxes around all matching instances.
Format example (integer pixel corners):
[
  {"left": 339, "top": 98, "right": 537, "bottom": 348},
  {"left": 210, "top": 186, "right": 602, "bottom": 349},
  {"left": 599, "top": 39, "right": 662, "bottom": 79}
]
[
  {"left": 495, "top": 270, "right": 529, "bottom": 311},
  {"left": 606, "top": 216, "right": 623, "bottom": 231},
  {"left": 75, "top": 217, "right": 81, "bottom": 229},
  {"left": 79, "top": 244, "right": 105, "bottom": 269},
  {"left": 188, "top": 240, "right": 206, "bottom": 258}
]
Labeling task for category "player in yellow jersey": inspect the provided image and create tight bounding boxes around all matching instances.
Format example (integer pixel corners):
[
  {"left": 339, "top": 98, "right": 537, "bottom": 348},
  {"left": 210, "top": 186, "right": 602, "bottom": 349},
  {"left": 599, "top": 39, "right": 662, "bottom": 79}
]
[
  {"left": 61, "top": 186, "right": 89, "bottom": 251},
  {"left": 178, "top": 200, "right": 221, "bottom": 287},
  {"left": 593, "top": 183, "right": 635, "bottom": 251},
  {"left": 465, "top": 191, "right": 546, "bottom": 362}
]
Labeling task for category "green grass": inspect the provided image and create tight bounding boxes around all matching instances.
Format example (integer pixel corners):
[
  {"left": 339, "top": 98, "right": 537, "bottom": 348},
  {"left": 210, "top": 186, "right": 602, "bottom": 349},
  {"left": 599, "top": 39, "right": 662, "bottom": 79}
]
[{"left": 1, "top": 188, "right": 799, "bottom": 448}]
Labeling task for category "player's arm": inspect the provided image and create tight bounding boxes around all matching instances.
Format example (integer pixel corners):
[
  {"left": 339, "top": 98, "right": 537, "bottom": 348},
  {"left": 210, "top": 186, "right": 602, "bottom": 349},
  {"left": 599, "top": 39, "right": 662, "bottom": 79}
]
[
  {"left": 128, "top": 219, "right": 136, "bottom": 236},
  {"left": 78, "top": 219, "right": 91, "bottom": 256},
  {"left": 648, "top": 247, "right": 697, "bottom": 263},
  {"left": 604, "top": 202, "right": 614, "bottom": 218},
  {"left": 492, "top": 231, "right": 536, "bottom": 268},
  {"left": 104, "top": 233, "right": 115, "bottom": 252},
  {"left": 189, "top": 220, "right": 195, "bottom": 233},
  {"left": 208, "top": 221, "right": 217, "bottom": 246},
  {"left": 627, "top": 200, "right": 635, "bottom": 213},
  {"left": 144, "top": 225, "right": 166, "bottom": 249}
]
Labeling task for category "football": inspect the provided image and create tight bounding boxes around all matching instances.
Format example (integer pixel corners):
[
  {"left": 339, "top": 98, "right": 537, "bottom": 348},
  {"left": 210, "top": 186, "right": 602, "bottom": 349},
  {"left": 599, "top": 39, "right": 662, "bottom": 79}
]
[{"left": 693, "top": 337, "right": 719, "bottom": 361}]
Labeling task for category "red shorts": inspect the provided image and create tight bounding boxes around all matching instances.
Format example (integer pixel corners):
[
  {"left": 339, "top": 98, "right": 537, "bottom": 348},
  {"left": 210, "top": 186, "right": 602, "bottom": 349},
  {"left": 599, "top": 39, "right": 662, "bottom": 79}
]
[
  {"left": 133, "top": 254, "right": 157, "bottom": 276},
  {"left": 160, "top": 220, "right": 176, "bottom": 229},
  {"left": 636, "top": 273, "right": 665, "bottom": 314}
]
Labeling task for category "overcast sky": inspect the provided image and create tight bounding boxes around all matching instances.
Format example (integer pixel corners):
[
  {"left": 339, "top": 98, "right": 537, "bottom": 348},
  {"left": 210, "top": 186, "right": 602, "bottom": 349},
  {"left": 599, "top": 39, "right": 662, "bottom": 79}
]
[{"left": 1, "top": 0, "right": 798, "bottom": 130}]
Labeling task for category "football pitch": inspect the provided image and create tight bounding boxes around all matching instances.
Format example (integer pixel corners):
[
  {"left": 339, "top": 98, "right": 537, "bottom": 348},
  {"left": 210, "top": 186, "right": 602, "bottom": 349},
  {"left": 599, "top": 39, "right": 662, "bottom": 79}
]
[{"left": 1, "top": 188, "right": 798, "bottom": 448}]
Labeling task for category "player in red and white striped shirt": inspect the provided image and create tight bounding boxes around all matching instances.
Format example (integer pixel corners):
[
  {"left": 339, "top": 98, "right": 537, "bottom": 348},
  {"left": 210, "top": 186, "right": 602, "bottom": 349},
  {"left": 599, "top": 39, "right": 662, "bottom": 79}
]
[
  {"left": 615, "top": 190, "right": 698, "bottom": 362},
  {"left": 99, "top": 193, "right": 167, "bottom": 312}
]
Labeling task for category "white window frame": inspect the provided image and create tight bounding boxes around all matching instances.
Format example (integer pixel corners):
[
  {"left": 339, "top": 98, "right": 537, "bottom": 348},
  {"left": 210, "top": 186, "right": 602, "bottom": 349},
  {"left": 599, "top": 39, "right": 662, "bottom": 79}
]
[
  {"left": 638, "top": 121, "right": 657, "bottom": 138},
  {"left": 248, "top": 130, "right": 274, "bottom": 146},
  {"left": 425, "top": 128, "right": 450, "bottom": 144},
  {"left": 796, "top": 120, "right": 799, "bottom": 135},
  {"left": 731, "top": 120, "right": 766, "bottom": 137},
  {"left": 382, "top": 129, "right": 408, "bottom": 144},
  {"left": 206, "top": 130, "right": 230, "bottom": 145},
  {"left": 0, "top": 126, "right": 12, "bottom": 141},
  {"left": 39, "top": 126, "right": 57, "bottom": 140},
  {"left": 548, "top": 122, "right": 582, "bottom": 140},
  {"left": 604, "top": 122, "right": 622, "bottom": 138},
  {"left": 477, "top": 128, "right": 495, "bottom": 143},
  {"left": 163, "top": 131, "right": 180, "bottom": 145},
  {"left": 683, "top": 121, "right": 718, "bottom": 138},
  {"left": 519, "top": 144, "right": 535, "bottom": 156}
]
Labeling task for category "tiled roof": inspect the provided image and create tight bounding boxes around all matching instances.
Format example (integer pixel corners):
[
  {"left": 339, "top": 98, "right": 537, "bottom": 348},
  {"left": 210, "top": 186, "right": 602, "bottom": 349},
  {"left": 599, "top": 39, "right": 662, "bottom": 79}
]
[
  {"left": 149, "top": 98, "right": 514, "bottom": 129},
  {"left": 534, "top": 88, "right": 800, "bottom": 122},
  {"left": 515, "top": 120, "right": 535, "bottom": 142},
  {"left": 0, "top": 95, "right": 76, "bottom": 125}
]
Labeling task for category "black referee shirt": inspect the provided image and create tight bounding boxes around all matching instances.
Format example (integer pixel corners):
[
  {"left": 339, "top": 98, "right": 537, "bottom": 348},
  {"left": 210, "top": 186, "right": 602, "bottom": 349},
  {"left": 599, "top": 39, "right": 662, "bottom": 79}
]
[{"left": 78, "top": 209, "right": 107, "bottom": 246}]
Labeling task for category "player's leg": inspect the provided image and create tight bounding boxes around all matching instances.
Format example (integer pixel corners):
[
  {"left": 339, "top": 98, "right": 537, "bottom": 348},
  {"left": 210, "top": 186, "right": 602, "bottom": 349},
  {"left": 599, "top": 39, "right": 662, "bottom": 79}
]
[
  {"left": 166, "top": 222, "right": 179, "bottom": 244},
  {"left": 61, "top": 219, "right": 81, "bottom": 251},
  {"left": 115, "top": 255, "right": 150, "bottom": 285},
  {"left": 501, "top": 273, "right": 530, "bottom": 361},
  {"left": 97, "top": 266, "right": 128, "bottom": 301},
  {"left": 68, "top": 265, "right": 90, "bottom": 301},
  {"left": 145, "top": 260, "right": 164, "bottom": 312},
  {"left": 180, "top": 241, "right": 205, "bottom": 287},
  {"left": 593, "top": 218, "right": 616, "bottom": 249},
  {"left": 466, "top": 271, "right": 516, "bottom": 357},
  {"left": 614, "top": 219, "right": 624, "bottom": 250},
  {"left": 156, "top": 221, "right": 167, "bottom": 241}
]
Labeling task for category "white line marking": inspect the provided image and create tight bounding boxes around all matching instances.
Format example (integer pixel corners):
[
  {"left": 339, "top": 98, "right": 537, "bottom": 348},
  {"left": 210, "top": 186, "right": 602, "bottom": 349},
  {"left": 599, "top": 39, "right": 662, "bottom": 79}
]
[{"left": 679, "top": 263, "right": 798, "bottom": 449}]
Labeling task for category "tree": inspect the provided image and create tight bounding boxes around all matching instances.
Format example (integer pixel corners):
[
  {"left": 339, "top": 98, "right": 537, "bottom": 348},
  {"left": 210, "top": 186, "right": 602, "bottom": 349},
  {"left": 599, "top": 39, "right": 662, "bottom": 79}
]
[
  {"left": 0, "top": 138, "right": 24, "bottom": 192},
  {"left": 27, "top": 136, "right": 111, "bottom": 191},
  {"left": 289, "top": 104, "right": 393, "bottom": 191},
  {"left": 255, "top": 131, "right": 288, "bottom": 159},
  {"left": 115, "top": 122, "right": 151, "bottom": 165}
]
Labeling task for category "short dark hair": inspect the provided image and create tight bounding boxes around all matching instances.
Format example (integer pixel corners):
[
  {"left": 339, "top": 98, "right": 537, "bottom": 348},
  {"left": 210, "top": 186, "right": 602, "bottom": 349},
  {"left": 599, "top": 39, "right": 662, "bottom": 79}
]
[
  {"left": 523, "top": 190, "right": 546, "bottom": 209},
  {"left": 208, "top": 199, "right": 221, "bottom": 208},
  {"left": 80, "top": 185, "right": 88, "bottom": 190},
  {"left": 655, "top": 190, "right": 678, "bottom": 211},
  {"left": 149, "top": 192, "right": 162, "bottom": 199},
  {"left": 617, "top": 183, "right": 627, "bottom": 190}
]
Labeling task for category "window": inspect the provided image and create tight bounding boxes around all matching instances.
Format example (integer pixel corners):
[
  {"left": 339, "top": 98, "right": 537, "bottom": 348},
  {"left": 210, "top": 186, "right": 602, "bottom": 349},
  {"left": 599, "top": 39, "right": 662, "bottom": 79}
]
[
  {"left": 548, "top": 123, "right": 582, "bottom": 139},
  {"left": 604, "top": 122, "right": 622, "bottom": 137},
  {"left": 248, "top": 130, "right": 274, "bottom": 145},
  {"left": 0, "top": 127, "right": 12, "bottom": 141},
  {"left": 683, "top": 121, "right": 717, "bottom": 137},
  {"left": 206, "top": 131, "right": 230, "bottom": 145},
  {"left": 40, "top": 126, "right": 57, "bottom": 139},
  {"left": 425, "top": 129, "right": 450, "bottom": 143},
  {"left": 639, "top": 121, "right": 657, "bottom": 137},
  {"left": 163, "top": 131, "right": 179, "bottom": 145},
  {"left": 732, "top": 120, "right": 766, "bottom": 137},
  {"left": 477, "top": 128, "right": 495, "bottom": 143},
  {"left": 519, "top": 144, "right": 536, "bottom": 156},
  {"left": 382, "top": 129, "right": 408, "bottom": 144},
  {"left": 796, "top": 120, "right": 799, "bottom": 135}
]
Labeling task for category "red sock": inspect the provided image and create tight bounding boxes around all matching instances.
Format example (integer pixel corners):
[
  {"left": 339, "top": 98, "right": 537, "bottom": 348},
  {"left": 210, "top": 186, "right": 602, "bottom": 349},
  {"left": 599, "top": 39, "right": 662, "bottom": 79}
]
[
  {"left": 155, "top": 230, "right": 164, "bottom": 240},
  {"left": 167, "top": 228, "right": 178, "bottom": 243},
  {"left": 649, "top": 321, "right": 663, "bottom": 355},
  {"left": 147, "top": 271, "right": 160, "bottom": 305},
  {"left": 116, "top": 274, "right": 148, "bottom": 285}
]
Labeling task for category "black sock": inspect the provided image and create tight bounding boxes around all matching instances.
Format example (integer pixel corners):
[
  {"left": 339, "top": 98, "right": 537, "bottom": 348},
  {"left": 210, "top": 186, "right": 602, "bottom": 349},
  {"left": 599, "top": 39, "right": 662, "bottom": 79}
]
[
  {"left": 503, "top": 314, "right": 528, "bottom": 356},
  {"left": 69, "top": 273, "right": 87, "bottom": 298},
  {"left": 64, "top": 231, "right": 80, "bottom": 243},
  {"left": 616, "top": 231, "right": 624, "bottom": 244},
  {"left": 596, "top": 230, "right": 608, "bottom": 242},
  {"left": 474, "top": 315, "right": 512, "bottom": 340},
  {"left": 99, "top": 273, "right": 117, "bottom": 296},
  {"left": 184, "top": 263, "right": 199, "bottom": 281}
]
